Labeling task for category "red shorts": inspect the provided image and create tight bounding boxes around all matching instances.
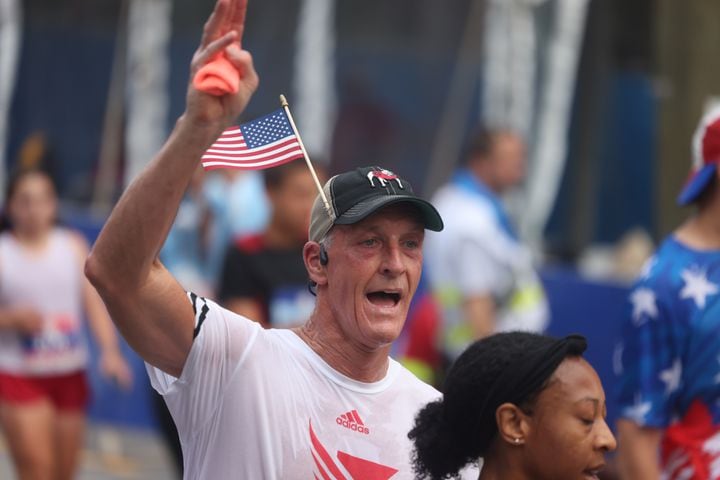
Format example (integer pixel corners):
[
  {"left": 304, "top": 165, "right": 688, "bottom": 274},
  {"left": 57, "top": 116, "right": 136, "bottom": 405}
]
[{"left": 0, "top": 371, "right": 90, "bottom": 412}]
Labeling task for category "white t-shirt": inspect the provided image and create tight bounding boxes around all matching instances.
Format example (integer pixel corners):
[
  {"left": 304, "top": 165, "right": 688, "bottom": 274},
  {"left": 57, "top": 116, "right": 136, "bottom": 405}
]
[
  {"left": 0, "top": 229, "right": 88, "bottom": 375},
  {"left": 425, "top": 181, "right": 549, "bottom": 359},
  {"left": 147, "top": 295, "right": 465, "bottom": 479}
]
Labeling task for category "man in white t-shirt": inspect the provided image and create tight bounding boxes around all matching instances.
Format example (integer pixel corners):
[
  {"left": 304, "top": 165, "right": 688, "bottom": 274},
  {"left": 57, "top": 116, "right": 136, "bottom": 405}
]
[
  {"left": 425, "top": 128, "right": 549, "bottom": 361},
  {"left": 85, "top": 1, "right": 475, "bottom": 478}
]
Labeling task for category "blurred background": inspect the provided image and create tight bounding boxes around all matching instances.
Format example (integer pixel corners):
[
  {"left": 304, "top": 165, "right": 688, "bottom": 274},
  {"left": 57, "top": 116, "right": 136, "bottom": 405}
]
[{"left": 1, "top": 0, "right": 718, "bottom": 478}]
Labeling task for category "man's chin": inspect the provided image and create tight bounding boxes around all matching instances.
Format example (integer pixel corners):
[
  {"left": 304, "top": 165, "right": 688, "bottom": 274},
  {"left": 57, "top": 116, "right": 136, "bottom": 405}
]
[{"left": 366, "top": 319, "right": 406, "bottom": 348}]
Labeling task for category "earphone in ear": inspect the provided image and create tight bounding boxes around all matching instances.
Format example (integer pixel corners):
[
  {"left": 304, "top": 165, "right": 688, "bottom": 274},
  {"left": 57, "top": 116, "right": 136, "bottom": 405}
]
[{"left": 319, "top": 245, "right": 329, "bottom": 266}]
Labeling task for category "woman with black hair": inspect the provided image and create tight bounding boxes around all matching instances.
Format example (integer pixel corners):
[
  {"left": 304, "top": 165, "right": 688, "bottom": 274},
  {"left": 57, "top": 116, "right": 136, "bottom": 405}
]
[
  {"left": 409, "top": 331, "right": 616, "bottom": 479},
  {"left": 0, "top": 167, "right": 132, "bottom": 480}
]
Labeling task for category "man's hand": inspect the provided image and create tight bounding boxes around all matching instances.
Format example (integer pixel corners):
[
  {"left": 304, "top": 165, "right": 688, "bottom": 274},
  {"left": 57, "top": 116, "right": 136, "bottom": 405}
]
[{"left": 185, "top": 0, "right": 258, "bottom": 130}]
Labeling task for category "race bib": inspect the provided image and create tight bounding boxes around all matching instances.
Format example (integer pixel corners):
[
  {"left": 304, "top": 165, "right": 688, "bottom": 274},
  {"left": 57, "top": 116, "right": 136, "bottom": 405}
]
[{"left": 21, "top": 313, "right": 84, "bottom": 369}]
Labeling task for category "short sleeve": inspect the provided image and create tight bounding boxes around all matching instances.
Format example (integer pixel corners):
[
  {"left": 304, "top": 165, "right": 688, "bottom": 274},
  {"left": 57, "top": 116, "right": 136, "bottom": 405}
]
[
  {"left": 146, "top": 293, "right": 261, "bottom": 438},
  {"left": 615, "top": 280, "right": 688, "bottom": 428}
]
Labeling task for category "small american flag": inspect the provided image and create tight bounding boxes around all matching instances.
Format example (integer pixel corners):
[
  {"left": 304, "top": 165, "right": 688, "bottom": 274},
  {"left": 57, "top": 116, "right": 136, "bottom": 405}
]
[{"left": 201, "top": 108, "right": 305, "bottom": 170}]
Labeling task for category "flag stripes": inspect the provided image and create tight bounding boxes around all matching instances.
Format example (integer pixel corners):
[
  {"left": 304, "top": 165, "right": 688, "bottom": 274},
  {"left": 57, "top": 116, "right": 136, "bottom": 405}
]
[{"left": 201, "top": 108, "right": 305, "bottom": 171}]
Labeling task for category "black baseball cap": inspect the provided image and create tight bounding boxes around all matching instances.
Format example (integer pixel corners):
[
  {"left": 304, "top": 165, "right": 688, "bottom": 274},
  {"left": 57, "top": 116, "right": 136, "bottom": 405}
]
[{"left": 308, "top": 166, "right": 444, "bottom": 242}]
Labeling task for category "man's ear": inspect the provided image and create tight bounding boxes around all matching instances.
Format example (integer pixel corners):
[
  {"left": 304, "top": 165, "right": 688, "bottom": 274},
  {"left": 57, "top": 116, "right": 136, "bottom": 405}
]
[
  {"left": 303, "top": 242, "right": 328, "bottom": 286},
  {"left": 495, "top": 403, "right": 530, "bottom": 446}
]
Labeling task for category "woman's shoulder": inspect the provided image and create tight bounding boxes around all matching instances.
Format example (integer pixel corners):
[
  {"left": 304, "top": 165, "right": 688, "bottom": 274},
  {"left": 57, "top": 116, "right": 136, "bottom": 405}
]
[{"left": 53, "top": 227, "right": 90, "bottom": 261}]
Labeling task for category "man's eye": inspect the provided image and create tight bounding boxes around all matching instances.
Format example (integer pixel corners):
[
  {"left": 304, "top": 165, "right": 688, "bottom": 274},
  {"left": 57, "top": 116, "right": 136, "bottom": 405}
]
[
  {"left": 405, "top": 240, "right": 420, "bottom": 249},
  {"left": 362, "top": 239, "right": 377, "bottom": 247}
]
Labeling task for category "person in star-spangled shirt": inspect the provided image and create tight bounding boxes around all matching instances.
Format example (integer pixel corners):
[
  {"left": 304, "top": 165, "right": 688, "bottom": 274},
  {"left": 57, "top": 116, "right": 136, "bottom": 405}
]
[{"left": 616, "top": 105, "right": 720, "bottom": 480}]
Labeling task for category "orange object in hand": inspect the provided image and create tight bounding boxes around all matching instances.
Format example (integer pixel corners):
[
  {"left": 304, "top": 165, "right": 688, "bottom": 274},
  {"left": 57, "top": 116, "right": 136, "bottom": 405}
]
[{"left": 193, "top": 54, "right": 240, "bottom": 96}]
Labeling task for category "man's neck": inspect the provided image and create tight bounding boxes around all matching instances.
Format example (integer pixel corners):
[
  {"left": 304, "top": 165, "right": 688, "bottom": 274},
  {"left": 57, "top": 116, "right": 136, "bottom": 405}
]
[
  {"left": 676, "top": 201, "right": 720, "bottom": 250},
  {"left": 466, "top": 164, "right": 502, "bottom": 196},
  {"left": 294, "top": 312, "right": 391, "bottom": 383},
  {"left": 11, "top": 228, "right": 52, "bottom": 251}
]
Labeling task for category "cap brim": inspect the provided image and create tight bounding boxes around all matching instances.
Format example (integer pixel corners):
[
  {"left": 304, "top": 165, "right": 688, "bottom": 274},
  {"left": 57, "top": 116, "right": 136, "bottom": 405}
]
[
  {"left": 334, "top": 195, "right": 444, "bottom": 231},
  {"left": 677, "top": 163, "right": 717, "bottom": 205}
]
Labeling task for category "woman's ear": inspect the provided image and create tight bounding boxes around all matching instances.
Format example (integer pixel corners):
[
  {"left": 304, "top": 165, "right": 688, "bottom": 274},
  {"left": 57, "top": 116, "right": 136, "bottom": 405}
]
[
  {"left": 303, "top": 242, "right": 328, "bottom": 286},
  {"left": 496, "top": 403, "right": 530, "bottom": 446}
]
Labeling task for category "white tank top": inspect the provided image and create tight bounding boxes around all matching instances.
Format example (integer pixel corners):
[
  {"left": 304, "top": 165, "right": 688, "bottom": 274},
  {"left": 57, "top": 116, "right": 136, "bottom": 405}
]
[{"left": 0, "top": 228, "right": 88, "bottom": 375}]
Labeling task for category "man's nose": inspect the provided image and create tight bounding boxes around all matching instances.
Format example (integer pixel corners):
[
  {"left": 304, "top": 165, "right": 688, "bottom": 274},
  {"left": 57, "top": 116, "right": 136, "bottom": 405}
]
[{"left": 381, "top": 244, "right": 405, "bottom": 276}]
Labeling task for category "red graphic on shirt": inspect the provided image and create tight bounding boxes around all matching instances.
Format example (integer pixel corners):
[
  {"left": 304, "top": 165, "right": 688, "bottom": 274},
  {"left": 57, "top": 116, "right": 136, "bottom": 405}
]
[
  {"left": 661, "top": 400, "right": 720, "bottom": 479},
  {"left": 54, "top": 313, "right": 78, "bottom": 333},
  {"left": 336, "top": 409, "right": 370, "bottom": 435},
  {"left": 309, "top": 421, "right": 398, "bottom": 480}
]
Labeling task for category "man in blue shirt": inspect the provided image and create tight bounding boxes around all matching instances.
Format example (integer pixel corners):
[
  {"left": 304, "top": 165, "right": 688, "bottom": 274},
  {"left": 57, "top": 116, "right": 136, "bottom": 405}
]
[
  {"left": 425, "top": 128, "right": 548, "bottom": 361},
  {"left": 616, "top": 105, "right": 720, "bottom": 479}
]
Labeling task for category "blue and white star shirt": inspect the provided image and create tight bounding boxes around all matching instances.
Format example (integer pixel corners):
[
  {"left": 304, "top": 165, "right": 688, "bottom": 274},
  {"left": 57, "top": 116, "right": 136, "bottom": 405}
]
[{"left": 616, "top": 236, "right": 720, "bottom": 479}]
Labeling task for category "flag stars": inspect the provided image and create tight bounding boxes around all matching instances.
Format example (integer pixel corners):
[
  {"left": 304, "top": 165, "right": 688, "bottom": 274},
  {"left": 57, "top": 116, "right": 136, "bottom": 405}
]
[
  {"left": 623, "top": 394, "right": 651, "bottom": 424},
  {"left": 680, "top": 267, "right": 719, "bottom": 309},
  {"left": 240, "top": 110, "right": 295, "bottom": 149},
  {"left": 640, "top": 257, "right": 657, "bottom": 280},
  {"left": 659, "top": 358, "right": 682, "bottom": 395},
  {"left": 613, "top": 342, "right": 624, "bottom": 376},
  {"left": 630, "top": 287, "right": 658, "bottom": 326}
]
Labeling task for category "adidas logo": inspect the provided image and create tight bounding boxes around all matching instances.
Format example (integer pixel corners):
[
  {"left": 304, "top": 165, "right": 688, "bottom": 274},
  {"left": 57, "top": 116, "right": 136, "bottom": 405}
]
[{"left": 336, "top": 409, "right": 370, "bottom": 435}]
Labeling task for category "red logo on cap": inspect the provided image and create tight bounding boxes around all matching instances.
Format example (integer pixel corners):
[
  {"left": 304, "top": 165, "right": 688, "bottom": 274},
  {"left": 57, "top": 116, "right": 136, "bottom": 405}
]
[{"left": 366, "top": 169, "right": 404, "bottom": 189}]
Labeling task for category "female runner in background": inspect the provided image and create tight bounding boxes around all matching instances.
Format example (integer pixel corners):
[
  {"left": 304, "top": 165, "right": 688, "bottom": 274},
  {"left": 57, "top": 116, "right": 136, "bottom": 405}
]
[{"left": 0, "top": 167, "right": 132, "bottom": 480}]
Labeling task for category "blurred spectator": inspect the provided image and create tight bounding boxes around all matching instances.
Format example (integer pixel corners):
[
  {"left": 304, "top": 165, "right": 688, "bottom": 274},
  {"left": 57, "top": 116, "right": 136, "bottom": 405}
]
[
  {"left": 203, "top": 169, "right": 270, "bottom": 286},
  {"left": 577, "top": 228, "right": 655, "bottom": 283},
  {"left": 616, "top": 105, "right": 720, "bottom": 480},
  {"left": 424, "top": 127, "right": 549, "bottom": 362},
  {"left": 218, "top": 161, "right": 321, "bottom": 328},
  {"left": 612, "top": 228, "right": 655, "bottom": 282},
  {"left": 0, "top": 167, "right": 132, "bottom": 480},
  {"left": 391, "top": 276, "right": 443, "bottom": 386},
  {"left": 160, "top": 166, "right": 214, "bottom": 298}
]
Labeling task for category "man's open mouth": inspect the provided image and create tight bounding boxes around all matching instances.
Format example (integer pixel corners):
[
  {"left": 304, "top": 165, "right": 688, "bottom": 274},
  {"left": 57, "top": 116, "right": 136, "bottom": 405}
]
[{"left": 366, "top": 291, "right": 401, "bottom": 307}]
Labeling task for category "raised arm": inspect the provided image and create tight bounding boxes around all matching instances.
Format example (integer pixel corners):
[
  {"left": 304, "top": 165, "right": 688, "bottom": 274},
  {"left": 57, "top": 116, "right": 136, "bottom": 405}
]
[{"left": 85, "top": 0, "right": 257, "bottom": 377}]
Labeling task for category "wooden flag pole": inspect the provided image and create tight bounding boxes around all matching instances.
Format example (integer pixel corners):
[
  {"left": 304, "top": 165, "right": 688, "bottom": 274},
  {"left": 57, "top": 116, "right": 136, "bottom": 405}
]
[{"left": 279, "top": 94, "right": 331, "bottom": 214}]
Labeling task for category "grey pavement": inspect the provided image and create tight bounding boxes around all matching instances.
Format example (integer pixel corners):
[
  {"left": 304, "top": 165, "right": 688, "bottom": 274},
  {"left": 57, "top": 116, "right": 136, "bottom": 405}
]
[{"left": 0, "top": 423, "right": 179, "bottom": 480}]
